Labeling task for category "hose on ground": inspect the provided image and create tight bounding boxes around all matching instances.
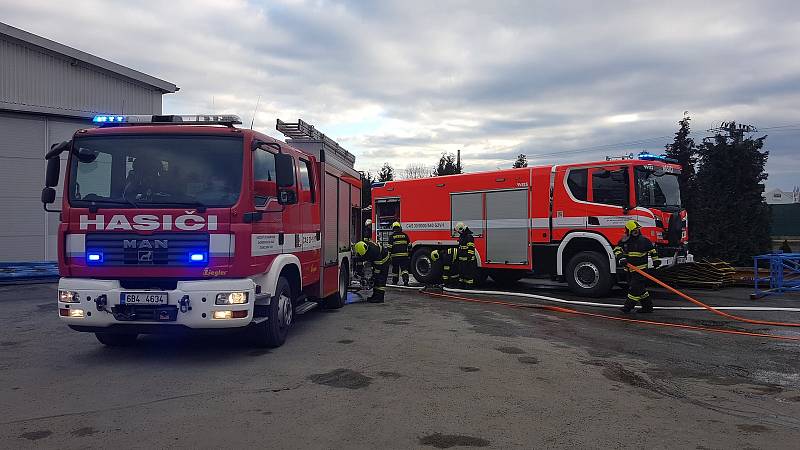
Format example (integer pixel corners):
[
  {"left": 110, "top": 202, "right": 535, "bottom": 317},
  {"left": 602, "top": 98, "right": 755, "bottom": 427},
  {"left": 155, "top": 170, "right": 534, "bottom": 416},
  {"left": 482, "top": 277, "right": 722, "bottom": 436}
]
[{"left": 628, "top": 263, "right": 800, "bottom": 328}]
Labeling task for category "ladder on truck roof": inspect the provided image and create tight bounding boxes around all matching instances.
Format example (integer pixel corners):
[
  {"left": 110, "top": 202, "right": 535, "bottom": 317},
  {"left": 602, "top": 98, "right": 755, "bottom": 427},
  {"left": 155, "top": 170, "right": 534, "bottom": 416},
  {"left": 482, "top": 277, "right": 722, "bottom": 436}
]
[{"left": 276, "top": 119, "right": 356, "bottom": 169}]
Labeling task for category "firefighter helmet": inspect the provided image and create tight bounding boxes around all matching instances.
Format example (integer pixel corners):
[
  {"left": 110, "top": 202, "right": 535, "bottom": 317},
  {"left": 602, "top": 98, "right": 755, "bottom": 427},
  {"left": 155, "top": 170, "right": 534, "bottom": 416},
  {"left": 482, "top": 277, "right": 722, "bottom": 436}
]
[
  {"left": 624, "top": 220, "right": 641, "bottom": 233},
  {"left": 354, "top": 241, "right": 368, "bottom": 256},
  {"left": 455, "top": 222, "right": 466, "bottom": 233},
  {"left": 430, "top": 249, "right": 440, "bottom": 262},
  {"left": 365, "top": 219, "right": 372, "bottom": 226},
  {"left": 392, "top": 221, "right": 401, "bottom": 229}
]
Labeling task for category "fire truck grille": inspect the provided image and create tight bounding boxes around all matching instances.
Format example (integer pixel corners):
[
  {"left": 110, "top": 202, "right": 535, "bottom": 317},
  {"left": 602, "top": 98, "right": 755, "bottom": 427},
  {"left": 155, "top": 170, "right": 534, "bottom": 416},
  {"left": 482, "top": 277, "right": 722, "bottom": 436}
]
[{"left": 84, "top": 233, "right": 210, "bottom": 266}]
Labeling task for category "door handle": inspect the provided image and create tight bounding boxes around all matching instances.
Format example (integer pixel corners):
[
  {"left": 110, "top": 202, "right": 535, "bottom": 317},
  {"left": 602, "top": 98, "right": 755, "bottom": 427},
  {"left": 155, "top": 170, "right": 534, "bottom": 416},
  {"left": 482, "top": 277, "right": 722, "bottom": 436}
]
[{"left": 588, "top": 216, "right": 600, "bottom": 226}]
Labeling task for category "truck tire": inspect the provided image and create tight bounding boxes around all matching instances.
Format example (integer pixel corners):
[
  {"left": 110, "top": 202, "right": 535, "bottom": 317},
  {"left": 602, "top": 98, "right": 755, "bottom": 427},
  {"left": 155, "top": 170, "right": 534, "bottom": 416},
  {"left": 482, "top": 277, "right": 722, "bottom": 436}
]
[
  {"left": 411, "top": 247, "right": 440, "bottom": 284},
  {"left": 253, "top": 276, "right": 293, "bottom": 348},
  {"left": 488, "top": 269, "right": 526, "bottom": 287},
  {"left": 565, "top": 251, "right": 613, "bottom": 297},
  {"left": 324, "top": 260, "right": 349, "bottom": 309},
  {"left": 95, "top": 332, "right": 138, "bottom": 347}
]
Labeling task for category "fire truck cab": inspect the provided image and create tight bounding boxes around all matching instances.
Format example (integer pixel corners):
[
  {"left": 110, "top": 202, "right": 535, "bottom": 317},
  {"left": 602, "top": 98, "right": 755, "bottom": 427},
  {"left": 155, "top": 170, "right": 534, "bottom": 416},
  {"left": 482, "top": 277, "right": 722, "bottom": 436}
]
[
  {"left": 42, "top": 115, "right": 361, "bottom": 347},
  {"left": 371, "top": 156, "right": 691, "bottom": 297}
]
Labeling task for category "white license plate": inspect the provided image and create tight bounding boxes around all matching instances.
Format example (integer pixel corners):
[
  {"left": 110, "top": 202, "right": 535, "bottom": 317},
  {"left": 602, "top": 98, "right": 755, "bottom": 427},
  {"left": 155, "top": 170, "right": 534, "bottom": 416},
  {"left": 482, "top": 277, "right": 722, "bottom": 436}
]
[{"left": 120, "top": 292, "right": 168, "bottom": 305}]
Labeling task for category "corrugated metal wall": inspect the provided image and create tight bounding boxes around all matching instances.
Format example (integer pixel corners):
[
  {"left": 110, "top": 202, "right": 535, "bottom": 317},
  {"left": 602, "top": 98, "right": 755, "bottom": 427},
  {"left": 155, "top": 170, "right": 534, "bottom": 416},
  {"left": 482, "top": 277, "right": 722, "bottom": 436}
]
[
  {"left": 0, "top": 35, "right": 162, "bottom": 116},
  {"left": 0, "top": 33, "right": 168, "bottom": 262}
]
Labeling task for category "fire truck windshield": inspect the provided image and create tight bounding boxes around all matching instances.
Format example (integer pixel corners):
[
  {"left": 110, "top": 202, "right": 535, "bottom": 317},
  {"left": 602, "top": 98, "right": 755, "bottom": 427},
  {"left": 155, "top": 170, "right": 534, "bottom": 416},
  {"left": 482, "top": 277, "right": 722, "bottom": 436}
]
[
  {"left": 635, "top": 168, "right": 681, "bottom": 209},
  {"left": 68, "top": 135, "right": 243, "bottom": 208}
]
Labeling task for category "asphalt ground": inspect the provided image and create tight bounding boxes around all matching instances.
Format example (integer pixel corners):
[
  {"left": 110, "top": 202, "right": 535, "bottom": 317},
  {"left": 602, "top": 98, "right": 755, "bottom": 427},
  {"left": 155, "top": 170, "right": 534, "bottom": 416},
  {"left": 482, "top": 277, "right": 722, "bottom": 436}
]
[{"left": 1, "top": 281, "right": 799, "bottom": 449}]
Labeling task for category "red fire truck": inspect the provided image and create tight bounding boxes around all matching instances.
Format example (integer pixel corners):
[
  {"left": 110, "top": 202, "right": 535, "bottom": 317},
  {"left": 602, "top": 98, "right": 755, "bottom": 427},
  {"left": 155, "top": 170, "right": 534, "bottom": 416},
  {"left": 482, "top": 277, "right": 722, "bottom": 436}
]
[
  {"left": 41, "top": 116, "right": 361, "bottom": 347},
  {"left": 371, "top": 155, "right": 691, "bottom": 296}
]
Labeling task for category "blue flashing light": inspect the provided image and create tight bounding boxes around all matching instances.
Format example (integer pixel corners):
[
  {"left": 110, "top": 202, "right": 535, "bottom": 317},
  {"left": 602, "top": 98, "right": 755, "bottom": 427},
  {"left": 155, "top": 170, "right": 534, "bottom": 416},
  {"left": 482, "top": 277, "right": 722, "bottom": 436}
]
[
  {"left": 189, "top": 252, "right": 207, "bottom": 263},
  {"left": 638, "top": 152, "right": 678, "bottom": 164},
  {"left": 86, "top": 251, "right": 104, "bottom": 264},
  {"left": 92, "top": 115, "right": 125, "bottom": 124}
]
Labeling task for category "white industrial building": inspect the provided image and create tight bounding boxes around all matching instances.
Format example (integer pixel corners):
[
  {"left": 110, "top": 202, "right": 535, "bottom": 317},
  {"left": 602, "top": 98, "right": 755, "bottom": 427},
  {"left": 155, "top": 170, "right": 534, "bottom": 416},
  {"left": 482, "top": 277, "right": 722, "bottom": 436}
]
[{"left": 0, "top": 22, "right": 177, "bottom": 262}]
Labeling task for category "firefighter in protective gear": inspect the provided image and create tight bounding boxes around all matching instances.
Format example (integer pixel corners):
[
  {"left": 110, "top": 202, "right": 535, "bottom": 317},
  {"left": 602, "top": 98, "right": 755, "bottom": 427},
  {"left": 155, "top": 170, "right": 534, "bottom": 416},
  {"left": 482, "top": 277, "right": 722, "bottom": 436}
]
[
  {"left": 432, "top": 247, "right": 460, "bottom": 288},
  {"left": 354, "top": 240, "right": 391, "bottom": 303},
  {"left": 614, "top": 220, "right": 659, "bottom": 313},
  {"left": 389, "top": 222, "right": 411, "bottom": 286},
  {"left": 455, "top": 222, "right": 478, "bottom": 288}
]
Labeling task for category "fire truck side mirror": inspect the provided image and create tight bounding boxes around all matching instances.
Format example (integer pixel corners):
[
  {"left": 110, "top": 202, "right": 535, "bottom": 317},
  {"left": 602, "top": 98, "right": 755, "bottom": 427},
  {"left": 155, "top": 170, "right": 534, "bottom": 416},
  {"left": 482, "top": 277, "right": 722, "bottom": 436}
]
[
  {"left": 45, "top": 157, "right": 60, "bottom": 187},
  {"left": 275, "top": 153, "right": 295, "bottom": 188},
  {"left": 41, "top": 187, "right": 56, "bottom": 204}
]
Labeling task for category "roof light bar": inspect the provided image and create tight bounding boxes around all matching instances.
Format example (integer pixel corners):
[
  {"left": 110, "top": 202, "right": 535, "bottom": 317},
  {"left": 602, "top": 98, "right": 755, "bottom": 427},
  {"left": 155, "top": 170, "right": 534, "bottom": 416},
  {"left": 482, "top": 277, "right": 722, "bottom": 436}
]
[
  {"left": 91, "top": 114, "right": 242, "bottom": 127},
  {"left": 637, "top": 152, "right": 678, "bottom": 164}
]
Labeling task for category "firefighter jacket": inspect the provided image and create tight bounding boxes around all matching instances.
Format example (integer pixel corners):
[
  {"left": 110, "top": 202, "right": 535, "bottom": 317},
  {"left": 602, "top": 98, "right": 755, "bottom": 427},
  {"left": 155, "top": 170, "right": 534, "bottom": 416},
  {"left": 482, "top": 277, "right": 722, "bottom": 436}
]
[
  {"left": 613, "top": 233, "right": 657, "bottom": 270},
  {"left": 390, "top": 231, "right": 411, "bottom": 258},
  {"left": 363, "top": 240, "right": 391, "bottom": 266},
  {"left": 457, "top": 228, "right": 476, "bottom": 257}
]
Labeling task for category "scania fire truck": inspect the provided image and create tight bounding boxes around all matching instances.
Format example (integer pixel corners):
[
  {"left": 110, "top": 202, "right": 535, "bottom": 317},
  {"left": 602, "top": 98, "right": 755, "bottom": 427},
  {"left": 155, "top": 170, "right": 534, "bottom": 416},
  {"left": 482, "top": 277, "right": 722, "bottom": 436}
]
[
  {"left": 42, "top": 115, "right": 361, "bottom": 347},
  {"left": 371, "top": 155, "right": 691, "bottom": 296}
]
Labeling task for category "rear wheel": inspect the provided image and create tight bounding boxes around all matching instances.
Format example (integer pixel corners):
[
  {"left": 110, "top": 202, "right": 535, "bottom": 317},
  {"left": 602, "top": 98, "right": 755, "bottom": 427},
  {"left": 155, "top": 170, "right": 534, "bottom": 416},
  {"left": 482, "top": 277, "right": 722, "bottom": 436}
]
[
  {"left": 95, "top": 332, "right": 138, "bottom": 347},
  {"left": 324, "top": 260, "right": 349, "bottom": 309},
  {"left": 488, "top": 269, "right": 526, "bottom": 287},
  {"left": 565, "top": 251, "right": 613, "bottom": 297},
  {"left": 411, "top": 247, "right": 440, "bottom": 283},
  {"left": 253, "top": 276, "right": 294, "bottom": 348}
]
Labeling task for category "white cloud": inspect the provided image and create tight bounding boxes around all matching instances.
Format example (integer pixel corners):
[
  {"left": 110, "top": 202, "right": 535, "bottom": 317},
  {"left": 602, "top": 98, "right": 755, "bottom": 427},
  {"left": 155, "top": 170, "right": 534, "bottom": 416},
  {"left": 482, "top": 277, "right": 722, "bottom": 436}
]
[{"left": 2, "top": 0, "right": 799, "bottom": 186}]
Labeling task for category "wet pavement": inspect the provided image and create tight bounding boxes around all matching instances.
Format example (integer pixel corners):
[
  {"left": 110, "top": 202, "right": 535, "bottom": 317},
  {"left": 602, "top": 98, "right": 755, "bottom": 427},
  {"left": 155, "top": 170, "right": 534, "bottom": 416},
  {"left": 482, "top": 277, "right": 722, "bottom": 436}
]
[{"left": 1, "top": 281, "right": 799, "bottom": 448}]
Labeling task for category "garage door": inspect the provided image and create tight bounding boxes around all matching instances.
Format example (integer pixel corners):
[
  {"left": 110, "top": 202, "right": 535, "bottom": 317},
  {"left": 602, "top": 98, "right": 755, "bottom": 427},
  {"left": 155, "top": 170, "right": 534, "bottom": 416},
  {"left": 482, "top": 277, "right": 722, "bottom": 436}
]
[{"left": 0, "top": 112, "right": 89, "bottom": 262}]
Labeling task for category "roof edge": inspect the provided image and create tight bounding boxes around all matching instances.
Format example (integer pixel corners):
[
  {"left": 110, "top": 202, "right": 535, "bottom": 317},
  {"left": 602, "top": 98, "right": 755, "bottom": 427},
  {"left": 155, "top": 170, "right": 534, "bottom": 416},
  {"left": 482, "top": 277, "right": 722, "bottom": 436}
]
[{"left": 0, "top": 21, "right": 178, "bottom": 93}]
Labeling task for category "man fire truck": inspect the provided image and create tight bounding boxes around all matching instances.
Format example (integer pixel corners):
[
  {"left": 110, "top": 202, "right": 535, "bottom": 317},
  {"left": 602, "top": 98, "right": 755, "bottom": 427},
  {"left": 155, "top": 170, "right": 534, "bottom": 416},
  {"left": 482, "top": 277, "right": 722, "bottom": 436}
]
[
  {"left": 42, "top": 116, "right": 361, "bottom": 347},
  {"left": 370, "top": 154, "right": 691, "bottom": 297}
]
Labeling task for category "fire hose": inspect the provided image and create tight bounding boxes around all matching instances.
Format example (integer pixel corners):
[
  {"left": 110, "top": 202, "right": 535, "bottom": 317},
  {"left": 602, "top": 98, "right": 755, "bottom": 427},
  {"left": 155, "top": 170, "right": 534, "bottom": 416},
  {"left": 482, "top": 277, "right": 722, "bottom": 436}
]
[
  {"left": 375, "top": 266, "right": 800, "bottom": 341},
  {"left": 626, "top": 263, "right": 800, "bottom": 328}
]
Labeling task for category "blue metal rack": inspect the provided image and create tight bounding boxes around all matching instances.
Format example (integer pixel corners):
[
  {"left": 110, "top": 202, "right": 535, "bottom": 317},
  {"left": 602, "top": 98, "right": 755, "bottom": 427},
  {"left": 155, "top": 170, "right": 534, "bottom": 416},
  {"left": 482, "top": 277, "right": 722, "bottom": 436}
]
[{"left": 752, "top": 252, "right": 800, "bottom": 299}]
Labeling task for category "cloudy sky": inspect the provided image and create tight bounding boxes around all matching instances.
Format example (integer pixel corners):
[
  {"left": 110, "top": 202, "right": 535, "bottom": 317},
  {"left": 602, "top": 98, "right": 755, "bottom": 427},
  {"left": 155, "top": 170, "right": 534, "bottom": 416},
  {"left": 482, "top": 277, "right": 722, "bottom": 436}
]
[{"left": 2, "top": 0, "right": 799, "bottom": 187}]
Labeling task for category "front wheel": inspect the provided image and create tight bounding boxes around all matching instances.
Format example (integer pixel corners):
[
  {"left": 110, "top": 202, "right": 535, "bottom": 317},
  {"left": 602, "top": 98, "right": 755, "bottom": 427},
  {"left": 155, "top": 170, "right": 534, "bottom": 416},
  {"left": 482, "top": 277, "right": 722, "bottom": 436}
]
[
  {"left": 252, "top": 276, "right": 294, "bottom": 348},
  {"left": 565, "top": 251, "right": 613, "bottom": 297},
  {"left": 411, "top": 247, "right": 440, "bottom": 284},
  {"left": 95, "top": 332, "right": 138, "bottom": 347}
]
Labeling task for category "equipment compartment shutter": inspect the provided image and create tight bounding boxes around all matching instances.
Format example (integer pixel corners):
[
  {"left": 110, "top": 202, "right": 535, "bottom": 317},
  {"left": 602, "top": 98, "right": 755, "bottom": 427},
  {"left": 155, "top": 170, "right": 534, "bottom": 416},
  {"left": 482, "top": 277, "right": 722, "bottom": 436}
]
[
  {"left": 323, "top": 173, "right": 338, "bottom": 265},
  {"left": 485, "top": 189, "right": 529, "bottom": 264},
  {"left": 338, "top": 180, "right": 349, "bottom": 255},
  {"left": 450, "top": 192, "right": 483, "bottom": 236}
]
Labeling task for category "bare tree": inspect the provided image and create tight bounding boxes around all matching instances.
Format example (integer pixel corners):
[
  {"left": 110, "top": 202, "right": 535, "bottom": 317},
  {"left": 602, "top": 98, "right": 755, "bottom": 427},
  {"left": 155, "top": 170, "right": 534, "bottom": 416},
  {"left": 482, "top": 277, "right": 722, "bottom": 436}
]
[{"left": 402, "top": 163, "right": 431, "bottom": 179}]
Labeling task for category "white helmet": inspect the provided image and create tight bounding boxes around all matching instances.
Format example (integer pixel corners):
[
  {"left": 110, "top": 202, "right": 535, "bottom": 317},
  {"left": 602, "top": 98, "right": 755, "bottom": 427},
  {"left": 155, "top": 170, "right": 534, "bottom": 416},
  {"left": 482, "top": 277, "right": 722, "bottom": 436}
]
[
  {"left": 365, "top": 219, "right": 372, "bottom": 226},
  {"left": 455, "top": 222, "right": 466, "bottom": 233}
]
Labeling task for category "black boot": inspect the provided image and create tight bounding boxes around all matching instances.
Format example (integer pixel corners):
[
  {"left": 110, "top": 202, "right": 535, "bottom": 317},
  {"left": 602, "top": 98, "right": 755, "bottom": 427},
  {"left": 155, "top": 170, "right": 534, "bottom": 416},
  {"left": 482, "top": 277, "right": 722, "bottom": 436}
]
[
  {"left": 368, "top": 290, "right": 385, "bottom": 303},
  {"left": 402, "top": 273, "right": 409, "bottom": 286},
  {"left": 640, "top": 297, "right": 654, "bottom": 313},
  {"left": 392, "top": 277, "right": 399, "bottom": 285},
  {"left": 620, "top": 298, "right": 636, "bottom": 313}
]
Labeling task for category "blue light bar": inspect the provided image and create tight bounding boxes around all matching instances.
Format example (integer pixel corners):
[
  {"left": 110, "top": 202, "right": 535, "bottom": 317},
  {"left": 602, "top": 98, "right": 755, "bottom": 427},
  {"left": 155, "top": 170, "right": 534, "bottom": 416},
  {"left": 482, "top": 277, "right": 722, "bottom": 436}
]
[
  {"left": 86, "top": 251, "right": 104, "bottom": 264},
  {"left": 638, "top": 152, "right": 678, "bottom": 164},
  {"left": 92, "top": 115, "right": 126, "bottom": 124}
]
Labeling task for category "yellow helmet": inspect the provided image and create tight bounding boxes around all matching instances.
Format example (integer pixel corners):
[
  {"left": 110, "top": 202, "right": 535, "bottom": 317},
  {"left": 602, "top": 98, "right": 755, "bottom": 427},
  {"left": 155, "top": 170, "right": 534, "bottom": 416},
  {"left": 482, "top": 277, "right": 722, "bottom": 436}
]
[
  {"left": 392, "top": 221, "right": 401, "bottom": 229},
  {"left": 624, "top": 220, "right": 641, "bottom": 233},
  {"left": 354, "top": 241, "right": 368, "bottom": 256},
  {"left": 430, "top": 249, "right": 440, "bottom": 261},
  {"left": 455, "top": 222, "right": 466, "bottom": 233}
]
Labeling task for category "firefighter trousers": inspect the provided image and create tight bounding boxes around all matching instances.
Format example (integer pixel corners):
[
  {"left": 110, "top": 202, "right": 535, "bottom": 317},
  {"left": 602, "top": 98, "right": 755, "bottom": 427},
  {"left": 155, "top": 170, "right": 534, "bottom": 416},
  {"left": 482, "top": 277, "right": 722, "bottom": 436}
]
[
  {"left": 624, "top": 272, "right": 653, "bottom": 312},
  {"left": 391, "top": 256, "right": 410, "bottom": 285},
  {"left": 458, "top": 249, "right": 478, "bottom": 288},
  {"left": 371, "top": 259, "right": 389, "bottom": 302}
]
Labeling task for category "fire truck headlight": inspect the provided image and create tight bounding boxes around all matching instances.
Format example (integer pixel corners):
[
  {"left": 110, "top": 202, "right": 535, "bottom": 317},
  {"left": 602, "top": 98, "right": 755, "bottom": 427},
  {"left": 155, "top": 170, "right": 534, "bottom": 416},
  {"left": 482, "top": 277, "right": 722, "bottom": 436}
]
[
  {"left": 215, "top": 292, "right": 248, "bottom": 305},
  {"left": 59, "top": 290, "right": 80, "bottom": 303}
]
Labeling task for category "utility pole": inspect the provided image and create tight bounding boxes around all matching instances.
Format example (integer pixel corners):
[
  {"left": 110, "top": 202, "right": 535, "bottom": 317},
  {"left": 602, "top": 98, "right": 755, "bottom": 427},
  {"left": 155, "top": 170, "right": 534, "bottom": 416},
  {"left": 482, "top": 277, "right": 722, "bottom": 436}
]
[{"left": 456, "top": 149, "right": 461, "bottom": 172}]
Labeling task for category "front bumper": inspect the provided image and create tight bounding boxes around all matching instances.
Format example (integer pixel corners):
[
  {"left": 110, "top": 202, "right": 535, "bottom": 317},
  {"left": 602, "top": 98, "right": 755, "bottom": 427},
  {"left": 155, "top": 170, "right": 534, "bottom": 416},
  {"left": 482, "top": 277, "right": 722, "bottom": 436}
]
[
  {"left": 57, "top": 278, "right": 256, "bottom": 330},
  {"left": 652, "top": 253, "right": 694, "bottom": 268}
]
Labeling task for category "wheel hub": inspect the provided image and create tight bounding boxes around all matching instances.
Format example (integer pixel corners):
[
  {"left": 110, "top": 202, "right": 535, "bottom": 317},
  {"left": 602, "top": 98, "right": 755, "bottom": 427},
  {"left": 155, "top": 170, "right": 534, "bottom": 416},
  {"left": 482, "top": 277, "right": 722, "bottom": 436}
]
[
  {"left": 574, "top": 262, "right": 600, "bottom": 289},
  {"left": 277, "top": 293, "right": 292, "bottom": 329},
  {"left": 416, "top": 256, "right": 432, "bottom": 277}
]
